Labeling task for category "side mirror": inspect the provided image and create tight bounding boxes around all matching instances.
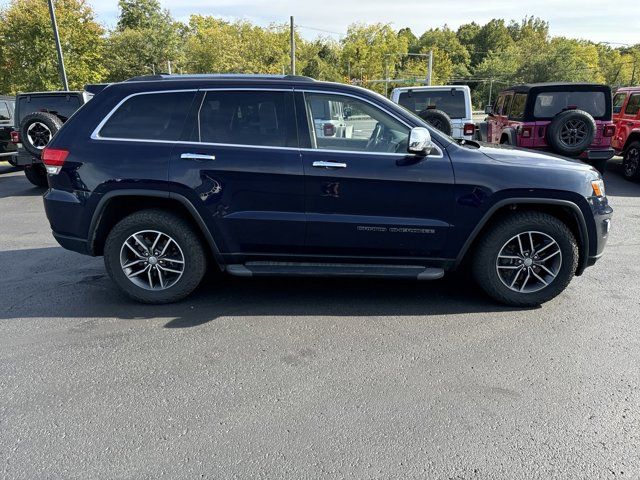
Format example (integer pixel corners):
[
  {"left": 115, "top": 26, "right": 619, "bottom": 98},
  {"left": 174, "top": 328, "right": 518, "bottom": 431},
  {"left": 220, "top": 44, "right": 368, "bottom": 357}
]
[
  {"left": 484, "top": 105, "right": 493, "bottom": 115},
  {"left": 408, "top": 127, "right": 434, "bottom": 156}
]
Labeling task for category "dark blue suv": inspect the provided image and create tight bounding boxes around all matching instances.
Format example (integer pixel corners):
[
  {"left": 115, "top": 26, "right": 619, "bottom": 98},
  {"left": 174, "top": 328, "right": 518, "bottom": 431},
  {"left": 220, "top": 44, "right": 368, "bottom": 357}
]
[{"left": 41, "top": 74, "right": 612, "bottom": 306}]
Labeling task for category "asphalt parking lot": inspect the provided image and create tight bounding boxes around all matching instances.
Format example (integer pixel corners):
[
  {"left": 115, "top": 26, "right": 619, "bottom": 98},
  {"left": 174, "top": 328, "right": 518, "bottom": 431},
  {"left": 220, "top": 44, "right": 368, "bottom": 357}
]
[{"left": 1, "top": 159, "right": 639, "bottom": 479}]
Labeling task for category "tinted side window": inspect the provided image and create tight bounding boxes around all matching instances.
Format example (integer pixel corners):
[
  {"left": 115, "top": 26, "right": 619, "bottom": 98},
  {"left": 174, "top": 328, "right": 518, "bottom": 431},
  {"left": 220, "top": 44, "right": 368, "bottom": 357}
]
[
  {"left": 198, "top": 90, "right": 295, "bottom": 147},
  {"left": 0, "top": 102, "right": 10, "bottom": 121},
  {"left": 624, "top": 94, "right": 640, "bottom": 116},
  {"left": 100, "top": 92, "right": 195, "bottom": 141},
  {"left": 501, "top": 94, "right": 513, "bottom": 116},
  {"left": 509, "top": 94, "right": 527, "bottom": 120},
  {"left": 613, "top": 93, "right": 627, "bottom": 114},
  {"left": 494, "top": 95, "right": 505, "bottom": 116}
]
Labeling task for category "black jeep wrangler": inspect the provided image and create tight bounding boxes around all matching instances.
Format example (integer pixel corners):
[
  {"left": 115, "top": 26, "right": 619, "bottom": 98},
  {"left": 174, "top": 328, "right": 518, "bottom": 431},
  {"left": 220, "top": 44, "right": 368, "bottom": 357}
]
[
  {"left": 0, "top": 95, "right": 17, "bottom": 163},
  {"left": 12, "top": 90, "right": 92, "bottom": 186}
]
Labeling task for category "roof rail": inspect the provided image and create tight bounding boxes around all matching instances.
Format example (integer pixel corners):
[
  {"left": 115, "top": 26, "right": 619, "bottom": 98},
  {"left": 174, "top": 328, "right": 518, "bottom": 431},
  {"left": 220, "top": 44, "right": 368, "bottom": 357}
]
[{"left": 125, "top": 73, "right": 316, "bottom": 82}]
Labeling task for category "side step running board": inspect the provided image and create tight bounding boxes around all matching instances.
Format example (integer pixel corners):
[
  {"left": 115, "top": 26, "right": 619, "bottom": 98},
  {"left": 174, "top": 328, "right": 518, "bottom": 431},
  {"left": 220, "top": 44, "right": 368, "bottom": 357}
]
[{"left": 226, "top": 262, "right": 444, "bottom": 280}]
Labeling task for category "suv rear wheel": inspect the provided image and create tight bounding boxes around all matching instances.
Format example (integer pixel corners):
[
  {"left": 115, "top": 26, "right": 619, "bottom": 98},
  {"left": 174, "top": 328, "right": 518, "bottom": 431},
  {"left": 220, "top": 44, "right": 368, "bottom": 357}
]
[
  {"left": 546, "top": 110, "right": 596, "bottom": 156},
  {"left": 19, "top": 112, "right": 63, "bottom": 157},
  {"left": 622, "top": 141, "right": 640, "bottom": 181},
  {"left": 472, "top": 211, "right": 578, "bottom": 307},
  {"left": 104, "top": 210, "right": 207, "bottom": 304}
]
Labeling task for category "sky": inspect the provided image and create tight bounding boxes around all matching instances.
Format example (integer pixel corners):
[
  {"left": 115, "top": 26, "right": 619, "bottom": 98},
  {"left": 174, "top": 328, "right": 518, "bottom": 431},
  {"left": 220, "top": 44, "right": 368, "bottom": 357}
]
[{"left": 4, "top": 0, "right": 640, "bottom": 46}]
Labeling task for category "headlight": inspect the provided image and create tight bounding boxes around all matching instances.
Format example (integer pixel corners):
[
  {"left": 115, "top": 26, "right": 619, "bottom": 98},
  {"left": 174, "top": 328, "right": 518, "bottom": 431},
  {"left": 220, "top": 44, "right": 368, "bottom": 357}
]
[{"left": 591, "top": 179, "right": 606, "bottom": 198}]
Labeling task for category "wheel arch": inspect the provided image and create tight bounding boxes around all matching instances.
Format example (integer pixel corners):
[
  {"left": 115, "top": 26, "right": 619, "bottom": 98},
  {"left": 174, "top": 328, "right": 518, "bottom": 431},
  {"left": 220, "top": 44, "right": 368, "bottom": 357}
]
[
  {"left": 89, "top": 190, "right": 224, "bottom": 269},
  {"left": 623, "top": 131, "right": 640, "bottom": 152},
  {"left": 500, "top": 128, "right": 516, "bottom": 145},
  {"left": 455, "top": 198, "right": 589, "bottom": 276}
]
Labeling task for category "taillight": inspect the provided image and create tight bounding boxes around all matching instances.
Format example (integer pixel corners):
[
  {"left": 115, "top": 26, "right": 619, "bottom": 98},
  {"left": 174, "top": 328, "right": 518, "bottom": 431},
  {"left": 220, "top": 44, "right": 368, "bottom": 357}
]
[
  {"left": 463, "top": 123, "right": 475, "bottom": 136},
  {"left": 603, "top": 125, "right": 615, "bottom": 137},
  {"left": 10, "top": 131, "right": 19, "bottom": 143},
  {"left": 323, "top": 123, "right": 336, "bottom": 136},
  {"left": 520, "top": 126, "right": 533, "bottom": 138},
  {"left": 42, "top": 147, "right": 69, "bottom": 174}
]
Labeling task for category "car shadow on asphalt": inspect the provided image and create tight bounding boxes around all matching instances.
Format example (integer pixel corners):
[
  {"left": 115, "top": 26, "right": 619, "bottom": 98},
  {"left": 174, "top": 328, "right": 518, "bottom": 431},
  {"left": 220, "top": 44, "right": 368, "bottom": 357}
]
[
  {"left": 0, "top": 169, "right": 45, "bottom": 199},
  {"left": 604, "top": 159, "right": 640, "bottom": 198},
  {"left": 0, "top": 247, "right": 525, "bottom": 328}
]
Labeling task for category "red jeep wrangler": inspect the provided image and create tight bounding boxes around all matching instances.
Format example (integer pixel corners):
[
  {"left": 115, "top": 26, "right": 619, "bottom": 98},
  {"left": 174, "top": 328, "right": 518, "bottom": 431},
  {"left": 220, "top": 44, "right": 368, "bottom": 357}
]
[
  {"left": 484, "top": 83, "right": 616, "bottom": 171},
  {"left": 611, "top": 87, "right": 640, "bottom": 181}
]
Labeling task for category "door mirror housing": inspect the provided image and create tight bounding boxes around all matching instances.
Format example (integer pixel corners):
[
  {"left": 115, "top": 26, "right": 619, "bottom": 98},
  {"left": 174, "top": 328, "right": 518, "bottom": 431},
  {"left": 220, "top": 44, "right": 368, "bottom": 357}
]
[
  {"left": 484, "top": 105, "right": 493, "bottom": 115},
  {"left": 408, "top": 127, "right": 434, "bottom": 156}
]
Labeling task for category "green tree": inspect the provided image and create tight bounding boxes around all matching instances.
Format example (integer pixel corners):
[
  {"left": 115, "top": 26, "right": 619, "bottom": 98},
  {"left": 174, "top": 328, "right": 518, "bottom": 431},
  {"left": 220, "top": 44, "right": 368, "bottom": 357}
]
[
  {"left": 340, "top": 23, "right": 408, "bottom": 92},
  {"left": 0, "top": 0, "right": 106, "bottom": 93},
  {"left": 103, "top": 0, "right": 183, "bottom": 81}
]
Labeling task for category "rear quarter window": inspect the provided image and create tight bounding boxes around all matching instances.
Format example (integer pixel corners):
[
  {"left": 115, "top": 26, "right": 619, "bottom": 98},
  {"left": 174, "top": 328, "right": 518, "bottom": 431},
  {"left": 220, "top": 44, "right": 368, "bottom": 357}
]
[
  {"left": 509, "top": 94, "right": 527, "bottom": 120},
  {"left": 99, "top": 91, "right": 195, "bottom": 141},
  {"left": 0, "top": 102, "right": 10, "bottom": 121},
  {"left": 613, "top": 92, "right": 627, "bottom": 114}
]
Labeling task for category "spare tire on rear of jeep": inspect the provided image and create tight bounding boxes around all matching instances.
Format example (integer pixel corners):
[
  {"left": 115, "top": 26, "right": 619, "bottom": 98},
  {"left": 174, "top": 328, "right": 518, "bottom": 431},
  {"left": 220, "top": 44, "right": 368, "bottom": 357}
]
[
  {"left": 19, "top": 112, "right": 63, "bottom": 158},
  {"left": 418, "top": 108, "right": 453, "bottom": 136},
  {"left": 546, "top": 109, "right": 596, "bottom": 157}
]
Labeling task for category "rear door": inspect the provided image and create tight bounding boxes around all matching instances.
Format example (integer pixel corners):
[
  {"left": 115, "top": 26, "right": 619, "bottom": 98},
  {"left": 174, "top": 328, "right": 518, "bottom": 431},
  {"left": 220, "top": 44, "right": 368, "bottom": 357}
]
[
  {"left": 169, "top": 88, "right": 305, "bottom": 257},
  {"left": 0, "top": 101, "right": 13, "bottom": 154},
  {"left": 619, "top": 93, "right": 640, "bottom": 151},
  {"left": 299, "top": 90, "right": 454, "bottom": 259},
  {"left": 612, "top": 91, "right": 628, "bottom": 150}
]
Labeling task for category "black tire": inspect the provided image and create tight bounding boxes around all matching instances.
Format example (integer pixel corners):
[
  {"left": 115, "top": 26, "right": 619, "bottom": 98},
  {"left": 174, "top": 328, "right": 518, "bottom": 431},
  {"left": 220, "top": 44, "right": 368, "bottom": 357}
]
[
  {"left": 23, "top": 163, "right": 48, "bottom": 187},
  {"left": 19, "top": 112, "right": 63, "bottom": 158},
  {"left": 418, "top": 108, "right": 453, "bottom": 136},
  {"left": 472, "top": 211, "right": 578, "bottom": 307},
  {"left": 546, "top": 109, "right": 596, "bottom": 157},
  {"left": 622, "top": 141, "right": 640, "bottom": 182},
  {"left": 104, "top": 210, "right": 207, "bottom": 304},
  {"left": 475, "top": 122, "right": 488, "bottom": 142}
]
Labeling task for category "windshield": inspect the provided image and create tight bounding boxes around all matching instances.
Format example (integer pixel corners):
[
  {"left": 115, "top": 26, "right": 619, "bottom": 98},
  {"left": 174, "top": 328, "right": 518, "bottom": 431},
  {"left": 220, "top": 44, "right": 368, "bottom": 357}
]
[
  {"left": 533, "top": 91, "right": 607, "bottom": 119},
  {"left": 398, "top": 89, "right": 467, "bottom": 119}
]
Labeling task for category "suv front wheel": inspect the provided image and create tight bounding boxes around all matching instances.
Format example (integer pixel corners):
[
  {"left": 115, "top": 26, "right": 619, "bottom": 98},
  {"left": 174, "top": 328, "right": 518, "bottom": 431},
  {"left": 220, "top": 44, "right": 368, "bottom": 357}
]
[
  {"left": 472, "top": 211, "right": 578, "bottom": 307},
  {"left": 104, "top": 210, "right": 207, "bottom": 304}
]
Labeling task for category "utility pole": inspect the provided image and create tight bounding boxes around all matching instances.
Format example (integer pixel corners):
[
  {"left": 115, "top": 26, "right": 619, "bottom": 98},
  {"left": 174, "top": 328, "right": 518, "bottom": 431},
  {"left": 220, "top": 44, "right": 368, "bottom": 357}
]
[
  {"left": 47, "top": 0, "right": 69, "bottom": 91},
  {"left": 488, "top": 78, "right": 494, "bottom": 106},
  {"left": 167, "top": 60, "right": 172, "bottom": 75},
  {"left": 426, "top": 49, "right": 433, "bottom": 86},
  {"left": 384, "top": 58, "right": 389, "bottom": 97},
  {"left": 290, "top": 16, "right": 296, "bottom": 75}
]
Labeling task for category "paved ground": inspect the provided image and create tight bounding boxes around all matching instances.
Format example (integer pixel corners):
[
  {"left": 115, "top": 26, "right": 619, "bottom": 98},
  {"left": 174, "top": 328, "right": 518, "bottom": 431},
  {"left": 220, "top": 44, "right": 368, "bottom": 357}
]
[{"left": 1, "top": 159, "right": 639, "bottom": 479}]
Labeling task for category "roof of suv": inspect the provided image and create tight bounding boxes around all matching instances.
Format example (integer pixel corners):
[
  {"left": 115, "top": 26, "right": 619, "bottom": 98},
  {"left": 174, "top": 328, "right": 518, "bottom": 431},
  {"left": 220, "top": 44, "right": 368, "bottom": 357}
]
[
  {"left": 125, "top": 74, "right": 316, "bottom": 83},
  {"left": 504, "top": 83, "right": 610, "bottom": 94}
]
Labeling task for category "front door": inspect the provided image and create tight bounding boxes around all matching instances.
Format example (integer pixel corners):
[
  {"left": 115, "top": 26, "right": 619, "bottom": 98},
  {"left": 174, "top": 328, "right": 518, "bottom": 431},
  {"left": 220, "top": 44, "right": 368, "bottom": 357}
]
[
  {"left": 169, "top": 89, "right": 305, "bottom": 257},
  {"left": 299, "top": 91, "right": 454, "bottom": 259}
]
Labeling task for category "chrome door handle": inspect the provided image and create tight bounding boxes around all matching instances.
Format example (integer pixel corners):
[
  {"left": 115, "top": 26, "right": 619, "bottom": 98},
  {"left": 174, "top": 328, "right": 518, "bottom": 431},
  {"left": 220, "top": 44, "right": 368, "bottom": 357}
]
[
  {"left": 312, "top": 161, "right": 347, "bottom": 169},
  {"left": 181, "top": 153, "right": 216, "bottom": 161}
]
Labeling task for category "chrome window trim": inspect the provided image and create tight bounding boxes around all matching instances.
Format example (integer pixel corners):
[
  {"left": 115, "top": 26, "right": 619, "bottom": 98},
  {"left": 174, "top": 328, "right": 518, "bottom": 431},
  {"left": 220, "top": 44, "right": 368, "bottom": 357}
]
[
  {"left": 89, "top": 86, "right": 444, "bottom": 158},
  {"left": 299, "top": 89, "right": 443, "bottom": 158},
  {"left": 90, "top": 89, "right": 198, "bottom": 141}
]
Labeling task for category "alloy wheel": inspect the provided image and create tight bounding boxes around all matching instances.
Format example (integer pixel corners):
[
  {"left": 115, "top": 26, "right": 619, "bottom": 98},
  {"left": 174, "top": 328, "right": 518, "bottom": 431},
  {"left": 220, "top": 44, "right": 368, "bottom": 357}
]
[
  {"left": 624, "top": 147, "right": 639, "bottom": 177},
  {"left": 559, "top": 119, "right": 588, "bottom": 147},
  {"left": 26, "top": 121, "right": 52, "bottom": 149},
  {"left": 496, "top": 231, "right": 562, "bottom": 293},
  {"left": 120, "top": 230, "right": 185, "bottom": 291}
]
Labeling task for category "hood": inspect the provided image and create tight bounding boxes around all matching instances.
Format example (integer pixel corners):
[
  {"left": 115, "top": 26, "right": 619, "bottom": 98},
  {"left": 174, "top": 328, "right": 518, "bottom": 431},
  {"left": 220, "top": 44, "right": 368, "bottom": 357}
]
[{"left": 478, "top": 144, "right": 598, "bottom": 174}]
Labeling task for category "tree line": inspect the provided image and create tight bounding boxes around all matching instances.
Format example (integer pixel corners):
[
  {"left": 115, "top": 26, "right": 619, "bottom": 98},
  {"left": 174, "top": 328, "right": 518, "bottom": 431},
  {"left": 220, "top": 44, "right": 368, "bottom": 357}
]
[{"left": 1, "top": 0, "right": 639, "bottom": 107}]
